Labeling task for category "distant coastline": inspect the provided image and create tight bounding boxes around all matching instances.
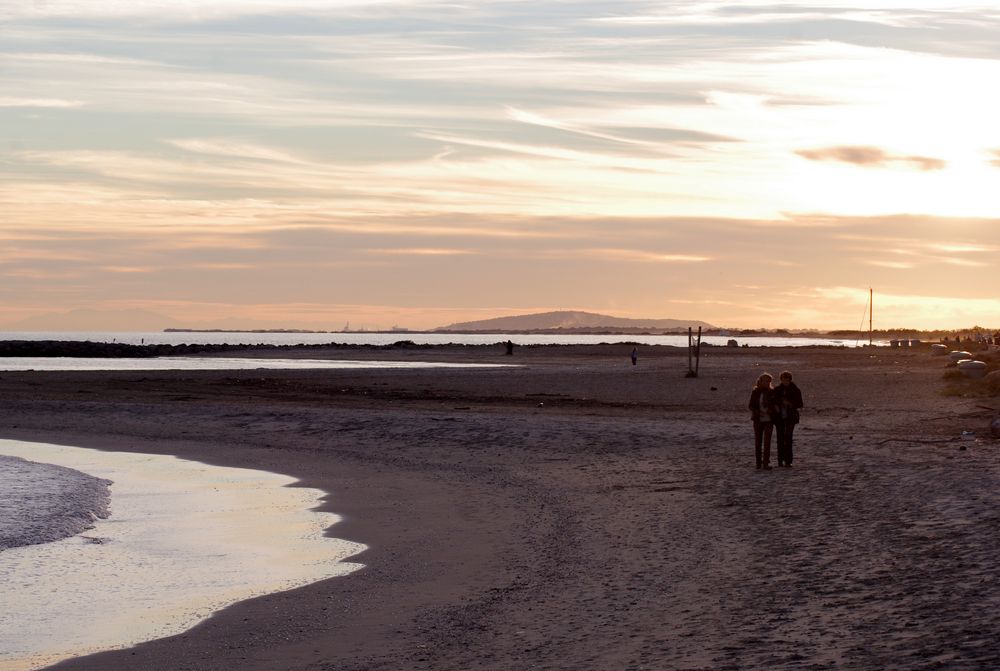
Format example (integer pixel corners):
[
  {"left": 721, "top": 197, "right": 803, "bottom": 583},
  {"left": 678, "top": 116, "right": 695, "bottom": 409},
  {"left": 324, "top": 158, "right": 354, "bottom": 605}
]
[{"left": 161, "top": 327, "right": 984, "bottom": 339}]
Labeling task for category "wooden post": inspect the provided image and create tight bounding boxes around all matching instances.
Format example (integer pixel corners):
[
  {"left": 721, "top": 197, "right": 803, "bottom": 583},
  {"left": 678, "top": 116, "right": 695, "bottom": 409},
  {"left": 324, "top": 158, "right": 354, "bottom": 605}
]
[
  {"left": 687, "top": 327, "right": 693, "bottom": 374},
  {"left": 695, "top": 326, "right": 702, "bottom": 377}
]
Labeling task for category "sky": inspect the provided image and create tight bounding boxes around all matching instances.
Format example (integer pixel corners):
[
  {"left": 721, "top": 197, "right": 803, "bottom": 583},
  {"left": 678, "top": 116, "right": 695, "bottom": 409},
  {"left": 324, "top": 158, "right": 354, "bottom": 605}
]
[{"left": 2, "top": 0, "right": 999, "bottom": 331}]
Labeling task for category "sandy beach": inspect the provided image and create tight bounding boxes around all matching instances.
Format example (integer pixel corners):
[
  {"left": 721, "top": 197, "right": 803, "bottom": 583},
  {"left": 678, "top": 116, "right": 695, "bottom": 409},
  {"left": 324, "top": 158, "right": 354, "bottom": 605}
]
[{"left": 3, "top": 344, "right": 1000, "bottom": 670}]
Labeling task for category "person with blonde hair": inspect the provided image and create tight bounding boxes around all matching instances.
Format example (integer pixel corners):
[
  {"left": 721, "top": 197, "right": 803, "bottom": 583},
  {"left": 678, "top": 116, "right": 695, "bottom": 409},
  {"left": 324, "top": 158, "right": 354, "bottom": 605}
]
[
  {"left": 748, "top": 373, "right": 777, "bottom": 470},
  {"left": 773, "top": 370, "right": 804, "bottom": 467}
]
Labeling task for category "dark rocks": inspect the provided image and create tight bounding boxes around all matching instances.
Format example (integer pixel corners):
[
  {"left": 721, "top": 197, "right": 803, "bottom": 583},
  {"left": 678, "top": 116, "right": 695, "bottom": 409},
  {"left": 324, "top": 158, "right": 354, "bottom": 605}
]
[{"left": 0, "top": 340, "right": 255, "bottom": 358}]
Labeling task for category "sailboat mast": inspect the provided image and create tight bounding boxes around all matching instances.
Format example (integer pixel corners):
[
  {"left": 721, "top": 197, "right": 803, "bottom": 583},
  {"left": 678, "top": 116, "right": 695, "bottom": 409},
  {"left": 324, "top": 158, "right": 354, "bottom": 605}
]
[{"left": 869, "top": 287, "right": 873, "bottom": 347}]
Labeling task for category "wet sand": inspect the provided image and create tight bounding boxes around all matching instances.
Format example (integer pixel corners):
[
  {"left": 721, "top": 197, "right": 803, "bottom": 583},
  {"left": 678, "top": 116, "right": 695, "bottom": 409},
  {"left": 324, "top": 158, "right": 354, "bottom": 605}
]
[{"left": 3, "top": 344, "right": 1000, "bottom": 670}]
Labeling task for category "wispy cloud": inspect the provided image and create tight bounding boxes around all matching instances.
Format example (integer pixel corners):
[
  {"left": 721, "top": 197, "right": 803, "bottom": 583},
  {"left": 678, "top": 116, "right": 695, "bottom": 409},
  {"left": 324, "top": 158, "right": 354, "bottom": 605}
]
[
  {"left": 863, "top": 259, "right": 915, "bottom": 269},
  {"left": 365, "top": 248, "right": 476, "bottom": 256},
  {"left": 795, "top": 146, "right": 946, "bottom": 171},
  {"left": 165, "top": 139, "right": 307, "bottom": 164},
  {"left": 0, "top": 97, "right": 85, "bottom": 108},
  {"left": 0, "top": 0, "right": 409, "bottom": 21},
  {"left": 575, "top": 249, "right": 713, "bottom": 263}
]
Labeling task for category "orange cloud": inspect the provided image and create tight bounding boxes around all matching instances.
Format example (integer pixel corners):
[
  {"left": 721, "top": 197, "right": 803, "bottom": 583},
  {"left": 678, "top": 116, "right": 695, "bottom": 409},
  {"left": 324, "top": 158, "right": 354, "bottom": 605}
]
[
  {"left": 364, "top": 248, "right": 477, "bottom": 256},
  {"left": 795, "top": 146, "right": 946, "bottom": 171}
]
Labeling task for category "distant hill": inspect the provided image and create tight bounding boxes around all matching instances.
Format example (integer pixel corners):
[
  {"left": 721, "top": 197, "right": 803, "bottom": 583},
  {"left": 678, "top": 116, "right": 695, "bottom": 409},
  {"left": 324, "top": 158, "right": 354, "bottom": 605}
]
[{"left": 437, "top": 311, "right": 715, "bottom": 333}]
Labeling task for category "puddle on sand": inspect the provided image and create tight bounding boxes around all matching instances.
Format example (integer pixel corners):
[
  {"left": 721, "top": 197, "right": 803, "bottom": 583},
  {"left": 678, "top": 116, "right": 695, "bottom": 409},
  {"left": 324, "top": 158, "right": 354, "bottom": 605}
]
[{"left": 0, "top": 439, "right": 365, "bottom": 671}]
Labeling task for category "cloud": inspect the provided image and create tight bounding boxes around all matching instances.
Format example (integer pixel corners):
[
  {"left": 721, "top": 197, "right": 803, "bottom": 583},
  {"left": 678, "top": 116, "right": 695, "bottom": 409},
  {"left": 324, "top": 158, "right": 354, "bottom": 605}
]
[
  {"left": 795, "top": 146, "right": 946, "bottom": 171},
  {"left": 0, "top": 98, "right": 85, "bottom": 108},
  {"left": 0, "top": 0, "right": 405, "bottom": 21},
  {"left": 101, "top": 266, "right": 155, "bottom": 273},
  {"left": 506, "top": 107, "right": 659, "bottom": 150},
  {"left": 364, "top": 248, "right": 476, "bottom": 256},
  {"left": 576, "top": 249, "right": 713, "bottom": 263},
  {"left": 863, "top": 259, "right": 915, "bottom": 269},
  {"left": 166, "top": 139, "right": 307, "bottom": 164},
  {"left": 6, "top": 52, "right": 162, "bottom": 67},
  {"left": 928, "top": 243, "right": 996, "bottom": 254}
]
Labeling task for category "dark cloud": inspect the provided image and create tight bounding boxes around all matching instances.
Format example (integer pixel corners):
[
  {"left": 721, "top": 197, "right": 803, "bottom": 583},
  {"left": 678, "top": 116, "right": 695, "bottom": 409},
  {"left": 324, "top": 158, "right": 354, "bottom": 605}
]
[{"left": 795, "top": 146, "right": 946, "bottom": 171}]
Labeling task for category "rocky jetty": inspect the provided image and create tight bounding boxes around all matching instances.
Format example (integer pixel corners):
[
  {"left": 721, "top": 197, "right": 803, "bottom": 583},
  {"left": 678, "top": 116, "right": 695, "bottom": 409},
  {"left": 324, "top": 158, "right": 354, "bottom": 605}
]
[
  {"left": 0, "top": 340, "right": 250, "bottom": 358},
  {"left": 0, "top": 339, "right": 434, "bottom": 358}
]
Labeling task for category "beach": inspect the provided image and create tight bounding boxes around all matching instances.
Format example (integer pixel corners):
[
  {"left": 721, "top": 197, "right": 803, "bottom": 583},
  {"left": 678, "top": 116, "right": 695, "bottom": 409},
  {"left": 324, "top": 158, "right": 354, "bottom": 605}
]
[{"left": 3, "top": 344, "right": 1000, "bottom": 670}]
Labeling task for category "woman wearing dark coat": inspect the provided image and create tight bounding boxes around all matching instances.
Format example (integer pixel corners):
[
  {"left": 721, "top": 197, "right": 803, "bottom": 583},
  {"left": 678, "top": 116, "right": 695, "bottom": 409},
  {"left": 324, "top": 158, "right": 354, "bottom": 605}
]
[
  {"left": 748, "top": 373, "right": 777, "bottom": 470},
  {"left": 772, "top": 370, "right": 804, "bottom": 467}
]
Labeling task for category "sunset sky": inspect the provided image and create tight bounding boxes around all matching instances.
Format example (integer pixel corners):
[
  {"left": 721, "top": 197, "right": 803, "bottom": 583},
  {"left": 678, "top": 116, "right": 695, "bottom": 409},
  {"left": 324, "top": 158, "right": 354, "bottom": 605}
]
[{"left": 2, "top": 1, "right": 999, "bottom": 331}]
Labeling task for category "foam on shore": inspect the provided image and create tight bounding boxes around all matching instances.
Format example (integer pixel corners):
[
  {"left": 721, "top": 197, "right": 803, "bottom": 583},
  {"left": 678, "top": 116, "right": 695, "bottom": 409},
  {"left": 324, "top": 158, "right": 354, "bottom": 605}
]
[
  {"left": 0, "top": 455, "right": 111, "bottom": 550},
  {"left": 0, "top": 440, "right": 365, "bottom": 671}
]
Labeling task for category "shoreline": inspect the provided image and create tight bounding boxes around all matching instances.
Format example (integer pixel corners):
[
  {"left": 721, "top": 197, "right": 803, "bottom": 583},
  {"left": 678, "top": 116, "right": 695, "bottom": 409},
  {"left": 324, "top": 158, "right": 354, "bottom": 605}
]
[
  {"left": 3, "top": 345, "right": 1000, "bottom": 669},
  {"left": 4, "top": 419, "right": 540, "bottom": 671},
  {"left": 0, "top": 440, "right": 363, "bottom": 671}
]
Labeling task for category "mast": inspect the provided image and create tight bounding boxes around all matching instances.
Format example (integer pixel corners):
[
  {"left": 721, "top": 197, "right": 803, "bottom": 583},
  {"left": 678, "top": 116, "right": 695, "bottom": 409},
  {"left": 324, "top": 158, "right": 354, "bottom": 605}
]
[{"left": 869, "top": 287, "right": 873, "bottom": 347}]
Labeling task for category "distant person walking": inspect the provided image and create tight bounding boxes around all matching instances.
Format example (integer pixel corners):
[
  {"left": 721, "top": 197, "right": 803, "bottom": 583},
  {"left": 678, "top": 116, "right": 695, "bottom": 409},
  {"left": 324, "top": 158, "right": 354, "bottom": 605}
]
[
  {"left": 505, "top": 339, "right": 514, "bottom": 356},
  {"left": 772, "top": 371, "right": 803, "bottom": 467},
  {"left": 748, "top": 373, "right": 776, "bottom": 470},
  {"left": 630, "top": 346, "right": 638, "bottom": 366}
]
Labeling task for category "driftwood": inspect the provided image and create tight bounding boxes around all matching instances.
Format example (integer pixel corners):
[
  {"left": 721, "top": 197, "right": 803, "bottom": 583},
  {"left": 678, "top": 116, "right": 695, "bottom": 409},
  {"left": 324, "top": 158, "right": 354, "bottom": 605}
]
[{"left": 876, "top": 437, "right": 960, "bottom": 445}]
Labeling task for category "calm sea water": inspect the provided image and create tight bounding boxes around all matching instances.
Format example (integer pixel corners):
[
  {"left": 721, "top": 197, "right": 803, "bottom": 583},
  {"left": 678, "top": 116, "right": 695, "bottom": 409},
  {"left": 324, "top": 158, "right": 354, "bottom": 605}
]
[
  {"left": 0, "top": 357, "right": 516, "bottom": 372},
  {"left": 0, "top": 331, "right": 879, "bottom": 348}
]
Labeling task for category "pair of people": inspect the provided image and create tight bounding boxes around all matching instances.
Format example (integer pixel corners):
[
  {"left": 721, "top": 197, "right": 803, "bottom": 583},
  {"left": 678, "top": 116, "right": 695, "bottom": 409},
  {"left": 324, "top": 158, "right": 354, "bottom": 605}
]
[{"left": 748, "top": 371, "right": 803, "bottom": 469}]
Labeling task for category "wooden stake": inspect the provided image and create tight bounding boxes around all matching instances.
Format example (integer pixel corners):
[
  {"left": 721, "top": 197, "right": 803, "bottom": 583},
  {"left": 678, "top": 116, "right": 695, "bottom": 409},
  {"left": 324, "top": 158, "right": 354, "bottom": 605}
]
[
  {"left": 688, "top": 327, "right": 693, "bottom": 374},
  {"left": 695, "top": 326, "right": 702, "bottom": 377}
]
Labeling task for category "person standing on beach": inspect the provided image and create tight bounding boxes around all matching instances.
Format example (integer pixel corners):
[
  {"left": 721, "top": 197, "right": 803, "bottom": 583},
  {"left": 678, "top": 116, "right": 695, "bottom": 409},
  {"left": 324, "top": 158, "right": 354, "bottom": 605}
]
[
  {"left": 772, "top": 371, "right": 803, "bottom": 467},
  {"left": 748, "top": 373, "right": 776, "bottom": 470},
  {"left": 630, "top": 347, "right": 638, "bottom": 366}
]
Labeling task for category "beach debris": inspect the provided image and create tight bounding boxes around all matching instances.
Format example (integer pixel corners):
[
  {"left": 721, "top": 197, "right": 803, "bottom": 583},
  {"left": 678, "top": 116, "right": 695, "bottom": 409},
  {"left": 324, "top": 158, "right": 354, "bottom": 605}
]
[
  {"left": 958, "top": 360, "right": 988, "bottom": 379},
  {"left": 878, "top": 436, "right": 961, "bottom": 445},
  {"left": 962, "top": 430, "right": 975, "bottom": 439}
]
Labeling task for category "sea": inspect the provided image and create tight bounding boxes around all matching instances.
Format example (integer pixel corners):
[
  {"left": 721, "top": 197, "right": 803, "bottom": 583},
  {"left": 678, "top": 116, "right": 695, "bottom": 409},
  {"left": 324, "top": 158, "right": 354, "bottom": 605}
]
[
  {"left": 0, "top": 330, "right": 878, "bottom": 348},
  {"left": 0, "top": 440, "right": 364, "bottom": 671},
  {"left": 0, "top": 357, "right": 517, "bottom": 372}
]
